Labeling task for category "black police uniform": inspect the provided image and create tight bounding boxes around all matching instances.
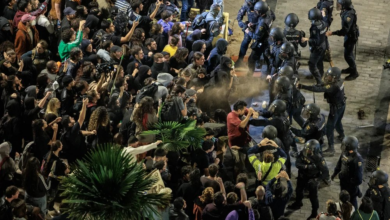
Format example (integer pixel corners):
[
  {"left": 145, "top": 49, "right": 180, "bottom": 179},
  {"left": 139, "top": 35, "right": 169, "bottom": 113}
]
[
  {"left": 333, "top": 151, "right": 363, "bottom": 209},
  {"left": 247, "top": 9, "right": 275, "bottom": 75},
  {"left": 365, "top": 186, "right": 390, "bottom": 220},
  {"left": 284, "top": 27, "right": 307, "bottom": 58},
  {"left": 237, "top": 2, "right": 261, "bottom": 62},
  {"left": 308, "top": 9, "right": 329, "bottom": 85},
  {"left": 291, "top": 114, "right": 326, "bottom": 146},
  {"left": 293, "top": 149, "right": 329, "bottom": 217},
  {"left": 332, "top": 3, "right": 359, "bottom": 80},
  {"left": 290, "top": 86, "right": 306, "bottom": 127},
  {"left": 299, "top": 80, "right": 345, "bottom": 151},
  {"left": 317, "top": 0, "right": 334, "bottom": 27}
]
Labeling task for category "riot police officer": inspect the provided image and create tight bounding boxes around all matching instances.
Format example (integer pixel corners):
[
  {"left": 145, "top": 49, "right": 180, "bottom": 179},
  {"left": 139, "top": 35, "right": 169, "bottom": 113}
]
[
  {"left": 275, "top": 76, "right": 293, "bottom": 115},
  {"left": 365, "top": 170, "right": 390, "bottom": 220},
  {"left": 284, "top": 13, "right": 307, "bottom": 57},
  {"left": 250, "top": 99, "right": 293, "bottom": 176},
  {"left": 278, "top": 42, "right": 298, "bottom": 73},
  {"left": 288, "top": 139, "right": 330, "bottom": 220},
  {"left": 303, "top": 8, "right": 328, "bottom": 85},
  {"left": 331, "top": 136, "right": 363, "bottom": 209},
  {"left": 247, "top": 1, "right": 275, "bottom": 75},
  {"left": 326, "top": 0, "right": 359, "bottom": 81},
  {"left": 317, "top": 0, "right": 334, "bottom": 27},
  {"left": 291, "top": 103, "right": 326, "bottom": 150},
  {"left": 279, "top": 66, "right": 306, "bottom": 128},
  {"left": 268, "top": 27, "right": 288, "bottom": 103},
  {"left": 297, "top": 67, "right": 346, "bottom": 157},
  {"left": 236, "top": 0, "right": 260, "bottom": 66}
]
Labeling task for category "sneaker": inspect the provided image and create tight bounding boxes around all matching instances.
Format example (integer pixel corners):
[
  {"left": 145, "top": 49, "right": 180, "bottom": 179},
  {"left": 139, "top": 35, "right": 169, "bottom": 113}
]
[
  {"left": 345, "top": 73, "right": 359, "bottom": 81},
  {"left": 287, "top": 202, "right": 303, "bottom": 210},
  {"left": 341, "top": 67, "right": 352, "bottom": 74},
  {"left": 322, "top": 147, "right": 335, "bottom": 157}
]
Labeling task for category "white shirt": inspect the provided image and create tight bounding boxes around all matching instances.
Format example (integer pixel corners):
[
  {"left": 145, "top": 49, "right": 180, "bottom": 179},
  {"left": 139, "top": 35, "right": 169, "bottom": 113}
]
[{"left": 123, "top": 142, "right": 158, "bottom": 163}]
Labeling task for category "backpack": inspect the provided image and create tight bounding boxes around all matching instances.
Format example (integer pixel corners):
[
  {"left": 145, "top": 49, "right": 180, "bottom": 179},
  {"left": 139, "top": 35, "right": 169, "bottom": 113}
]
[
  {"left": 160, "top": 97, "right": 182, "bottom": 122},
  {"left": 93, "top": 30, "right": 113, "bottom": 50},
  {"left": 192, "top": 12, "right": 208, "bottom": 30},
  {"left": 135, "top": 83, "right": 159, "bottom": 103},
  {"left": 20, "top": 141, "right": 35, "bottom": 170}
]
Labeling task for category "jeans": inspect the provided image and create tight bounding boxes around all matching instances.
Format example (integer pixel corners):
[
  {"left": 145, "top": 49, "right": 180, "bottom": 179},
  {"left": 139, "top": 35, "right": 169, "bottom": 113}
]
[
  {"left": 309, "top": 48, "right": 325, "bottom": 83},
  {"left": 326, "top": 103, "right": 345, "bottom": 147},
  {"left": 26, "top": 193, "right": 47, "bottom": 218},
  {"left": 180, "top": 0, "right": 194, "bottom": 21},
  {"left": 238, "top": 33, "right": 252, "bottom": 59},
  {"left": 344, "top": 41, "right": 356, "bottom": 70}
]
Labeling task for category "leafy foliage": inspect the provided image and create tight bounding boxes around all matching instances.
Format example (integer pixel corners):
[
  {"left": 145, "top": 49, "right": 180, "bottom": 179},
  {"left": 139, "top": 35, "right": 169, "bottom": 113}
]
[
  {"left": 141, "top": 120, "right": 206, "bottom": 152},
  {"left": 60, "top": 144, "right": 171, "bottom": 220}
]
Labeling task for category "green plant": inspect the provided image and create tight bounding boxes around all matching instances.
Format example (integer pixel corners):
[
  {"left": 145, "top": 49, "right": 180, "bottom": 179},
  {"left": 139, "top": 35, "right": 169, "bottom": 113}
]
[
  {"left": 60, "top": 144, "right": 171, "bottom": 220},
  {"left": 141, "top": 120, "right": 206, "bottom": 152}
]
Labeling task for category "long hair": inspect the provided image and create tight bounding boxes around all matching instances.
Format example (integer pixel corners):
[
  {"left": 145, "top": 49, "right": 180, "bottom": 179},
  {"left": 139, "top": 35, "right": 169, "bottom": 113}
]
[
  {"left": 43, "top": 141, "right": 62, "bottom": 175},
  {"left": 174, "top": 47, "right": 188, "bottom": 63},
  {"left": 130, "top": 28, "right": 145, "bottom": 48},
  {"left": 166, "top": 84, "right": 186, "bottom": 102},
  {"left": 199, "top": 187, "right": 214, "bottom": 204},
  {"left": 32, "top": 119, "right": 45, "bottom": 140},
  {"left": 45, "top": 98, "right": 60, "bottom": 116},
  {"left": 23, "top": 157, "right": 41, "bottom": 191},
  {"left": 169, "top": 22, "right": 182, "bottom": 36},
  {"left": 339, "top": 190, "right": 353, "bottom": 219},
  {"left": 88, "top": 106, "right": 109, "bottom": 131},
  {"left": 133, "top": 97, "right": 155, "bottom": 128},
  {"left": 1, "top": 75, "right": 17, "bottom": 94}
]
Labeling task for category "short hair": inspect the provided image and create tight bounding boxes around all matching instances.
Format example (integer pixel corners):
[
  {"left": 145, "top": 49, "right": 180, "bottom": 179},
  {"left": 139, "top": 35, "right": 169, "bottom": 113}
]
[
  {"left": 18, "top": 1, "right": 29, "bottom": 11},
  {"left": 131, "top": 0, "right": 142, "bottom": 11},
  {"left": 214, "top": 192, "right": 225, "bottom": 207},
  {"left": 61, "top": 29, "right": 75, "bottom": 43},
  {"left": 131, "top": 45, "right": 143, "bottom": 56},
  {"left": 71, "top": 18, "right": 81, "bottom": 30},
  {"left": 46, "top": 60, "right": 57, "bottom": 70},
  {"left": 153, "top": 53, "right": 163, "bottom": 62},
  {"left": 102, "top": 40, "right": 113, "bottom": 51},
  {"left": 38, "top": 40, "right": 48, "bottom": 49},
  {"left": 155, "top": 148, "right": 167, "bottom": 157},
  {"left": 181, "top": 165, "right": 192, "bottom": 177},
  {"left": 69, "top": 47, "right": 82, "bottom": 60},
  {"left": 5, "top": 186, "right": 19, "bottom": 198},
  {"left": 217, "top": 136, "right": 228, "bottom": 151},
  {"left": 114, "top": 77, "right": 125, "bottom": 88},
  {"left": 236, "top": 173, "right": 248, "bottom": 186},
  {"left": 224, "top": 181, "right": 235, "bottom": 194},
  {"left": 74, "top": 80, "right": 88, "bottom": 93},
  {"left": 326, "top": 200, "right": 338, "bottom": 215},
  {"left": 339, "top": 190, "right": 350, "bottom": 203},
  {"left": 202, "top": 139, "right": 214, "bottom": 152},
  {"left": 208, "top": 164, "right": 219, "bottom": 177},
  {"left": 194, "top": 52, "right": 204, "bottom": 61},
  {"left": 170, "top": 36, "right": 179, "bottom": 46},
  {"left": 173, "top": 197, "right": 185, "bottom": 210},
  {"left": 154, "top": 160, "right": 165, "bottom": 170},
  {"left": 233, "top": 100, "right": 247, "bottom": 111},
  {"left": 151, "top": 23, "right": 162, "bottom": 35},
  {"left": 359, "top": 197, "right": 374, "bottom": 214},
  {"left": 101, "top": 19, "right": 111, "bottom": 30},
  {"left": 263, "top": 152, "right": 274, "bottom": 163},
  {"left": 161, "top": 10, "right": 172, "bottom": 20},
  {"left": 226, "top": 192, "right": 238, "bottom": 204},
  {"left": 145, "top": 38, "right": 155, "bottom": 47}
]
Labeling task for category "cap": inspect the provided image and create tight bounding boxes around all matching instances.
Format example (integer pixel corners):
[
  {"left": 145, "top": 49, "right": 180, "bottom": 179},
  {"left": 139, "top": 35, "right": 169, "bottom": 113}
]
[
  {"left": 0, "top": 17, "right": 11, "bottom": 31},
  {"left": 64, "top": 7, "right": 76, "bottom": 16},
  {"left": 185, "top": 89, "right": 197, "bottom": 97},
  {"left": 62, "top": 75, "right": 74, "bottom": 87},
  {"left": 21, "top": 14, "right": 36, "bottom": 23},
  {"left": 110, "top": 45, "right": 122, "bottom": 53}
]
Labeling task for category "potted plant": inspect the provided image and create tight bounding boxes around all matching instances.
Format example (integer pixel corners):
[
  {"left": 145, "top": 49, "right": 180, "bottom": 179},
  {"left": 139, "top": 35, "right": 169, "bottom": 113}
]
[{"left": 60, "top": 144, "right": 171, "bottom": 220}]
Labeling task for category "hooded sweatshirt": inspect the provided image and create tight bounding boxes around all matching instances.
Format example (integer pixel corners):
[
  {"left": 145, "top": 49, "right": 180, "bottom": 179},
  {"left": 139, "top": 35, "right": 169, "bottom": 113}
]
[
  {"left": 188, "top": 40, "right": 206, "bottom": 63},
  {"left": 155, "top": 73, "right": 173, "bottom": 102},
  {"left": 207, "top": 38, "right": 228, "bottom": 73},
  {"left": 3, "top": 100, "right": 23, "bottom": 155},
  {"left": 151, "top": 61, "right": 169, "bottom": 79},
  {"left": 12, "top": 10, "right": 27, "bottom": 28},
  {"left": 185, "top": 29, "right": 202, "bottom": 51},
  {"left": 15, "top": 22, "right": 40, "bottom": 59},
  {"left": 0, "top": 17, "right": 13, "bottom": 43},
  {"left": 134, "top": 65, "right": 151, "bottom": 92}
]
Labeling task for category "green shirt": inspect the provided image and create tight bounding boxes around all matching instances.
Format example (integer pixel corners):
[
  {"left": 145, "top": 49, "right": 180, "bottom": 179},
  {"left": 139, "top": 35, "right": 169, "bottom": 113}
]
[{"left": 58, "top": 30, "right": 83, "bottom": 61}]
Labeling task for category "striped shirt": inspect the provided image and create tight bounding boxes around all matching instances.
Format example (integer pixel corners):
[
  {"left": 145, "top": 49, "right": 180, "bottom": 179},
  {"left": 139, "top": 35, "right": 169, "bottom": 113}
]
[{"left": 115, "top": 0, "right": 132, "bottom": 15}]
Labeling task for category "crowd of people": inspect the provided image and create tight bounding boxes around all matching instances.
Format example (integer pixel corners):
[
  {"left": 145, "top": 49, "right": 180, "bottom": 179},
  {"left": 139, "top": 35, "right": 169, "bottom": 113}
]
[{"left": 0, "top": 0, "right": 389, "bottom": 220}]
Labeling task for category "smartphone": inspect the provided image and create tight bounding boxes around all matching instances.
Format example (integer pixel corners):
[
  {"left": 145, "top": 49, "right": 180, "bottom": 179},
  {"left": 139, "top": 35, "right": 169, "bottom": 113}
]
[{"left": 135, "top": 15, "right": 141, "bottom": 22}]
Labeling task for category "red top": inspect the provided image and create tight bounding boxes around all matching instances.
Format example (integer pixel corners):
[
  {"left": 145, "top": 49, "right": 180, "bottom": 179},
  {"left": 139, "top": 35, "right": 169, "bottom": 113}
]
[{"left": 227, "top": 110, "right": 250, "bottom": 147}]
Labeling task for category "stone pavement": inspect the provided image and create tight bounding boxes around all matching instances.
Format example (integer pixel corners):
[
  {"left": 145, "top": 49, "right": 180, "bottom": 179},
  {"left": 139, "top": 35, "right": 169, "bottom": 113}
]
[{"left": 223, "top": 0, "right": 390, "bottom": 219}]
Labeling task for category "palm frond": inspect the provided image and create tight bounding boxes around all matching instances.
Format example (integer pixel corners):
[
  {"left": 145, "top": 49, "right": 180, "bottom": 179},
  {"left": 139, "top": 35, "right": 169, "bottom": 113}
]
[{"left": 60, "top": 144, "right": 171, "bottom": 220}]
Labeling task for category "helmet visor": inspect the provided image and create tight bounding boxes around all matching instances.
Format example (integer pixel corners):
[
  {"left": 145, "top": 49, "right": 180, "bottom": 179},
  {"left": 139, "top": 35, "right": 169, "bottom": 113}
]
[
  {"left": 278, "top": 52, "right": 288, "bottom": 61},
  {"left": 302, "top": 148, "right": 313, "bottom": 157},
  {"left": 268, "top": 104, "right": 276, "bottom": 114},
  {"left": 301, "top": 107, "right": 310, "bottom": 120},
  {"left": 324, "top": 72, "right": 333, "bottom": 84}
]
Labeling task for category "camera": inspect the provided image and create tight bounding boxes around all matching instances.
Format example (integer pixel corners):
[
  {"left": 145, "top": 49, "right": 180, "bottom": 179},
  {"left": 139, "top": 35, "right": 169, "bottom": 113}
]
[{"left": 96, "top": 63, "right": 115, "bottom": 79}]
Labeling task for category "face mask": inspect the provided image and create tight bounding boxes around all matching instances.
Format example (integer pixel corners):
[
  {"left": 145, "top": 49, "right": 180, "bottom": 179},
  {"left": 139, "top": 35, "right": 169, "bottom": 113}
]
[{"left": 31, "top": 20, "right": 36, "bottom": 26}]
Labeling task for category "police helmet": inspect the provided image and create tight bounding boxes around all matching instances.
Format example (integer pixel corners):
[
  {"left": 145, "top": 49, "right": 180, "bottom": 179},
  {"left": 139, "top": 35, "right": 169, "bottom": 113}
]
[
  {"left": 269, "top": 27, "right": 285, "bottom": 43},
  {"left": 268, "top": 99, "right": 286, "bottom": 115},
  {"left": 209, "top": 21, "right": 221, "bottom": 37},
  {"left": 337, "top": 0, "right": 352, "bottom": 9},
  {"left": 262, "top": 125, "right": 278, "bottom": 140},
  {"left": 275, "top": 76, "right": 291, "bottom": 93},
  {"left": 308, "top": 8, "right": 322, "bottom": 21},
  {"left": 341, "top": 136, "right": 359, "bottom": 152},
  {"left": 369, "top": 170, "right": 388, "bottom": 186},
  {"left": 324, "top": 67, "right": 341, "bottom": 83},
  {"left": 278, "top": 66, "right": 294, "bottom": 80},
  {"left": 245, "top": 0, "right": 257, "bottom": 8},
  {"left": 279, "top": 42, "right": 295, "bottom": 60},
  {"left": 285, "top": 13, "right": 299, "bottom": 28},
  {"left": 254, "top": 1, "right": 268, "bottom": 16},
  {"left": 301, "top": 103, "right": 320, "bottom": 120},
  {"left": 302, "top": 139, "right": 320, "bottom": 157}
]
